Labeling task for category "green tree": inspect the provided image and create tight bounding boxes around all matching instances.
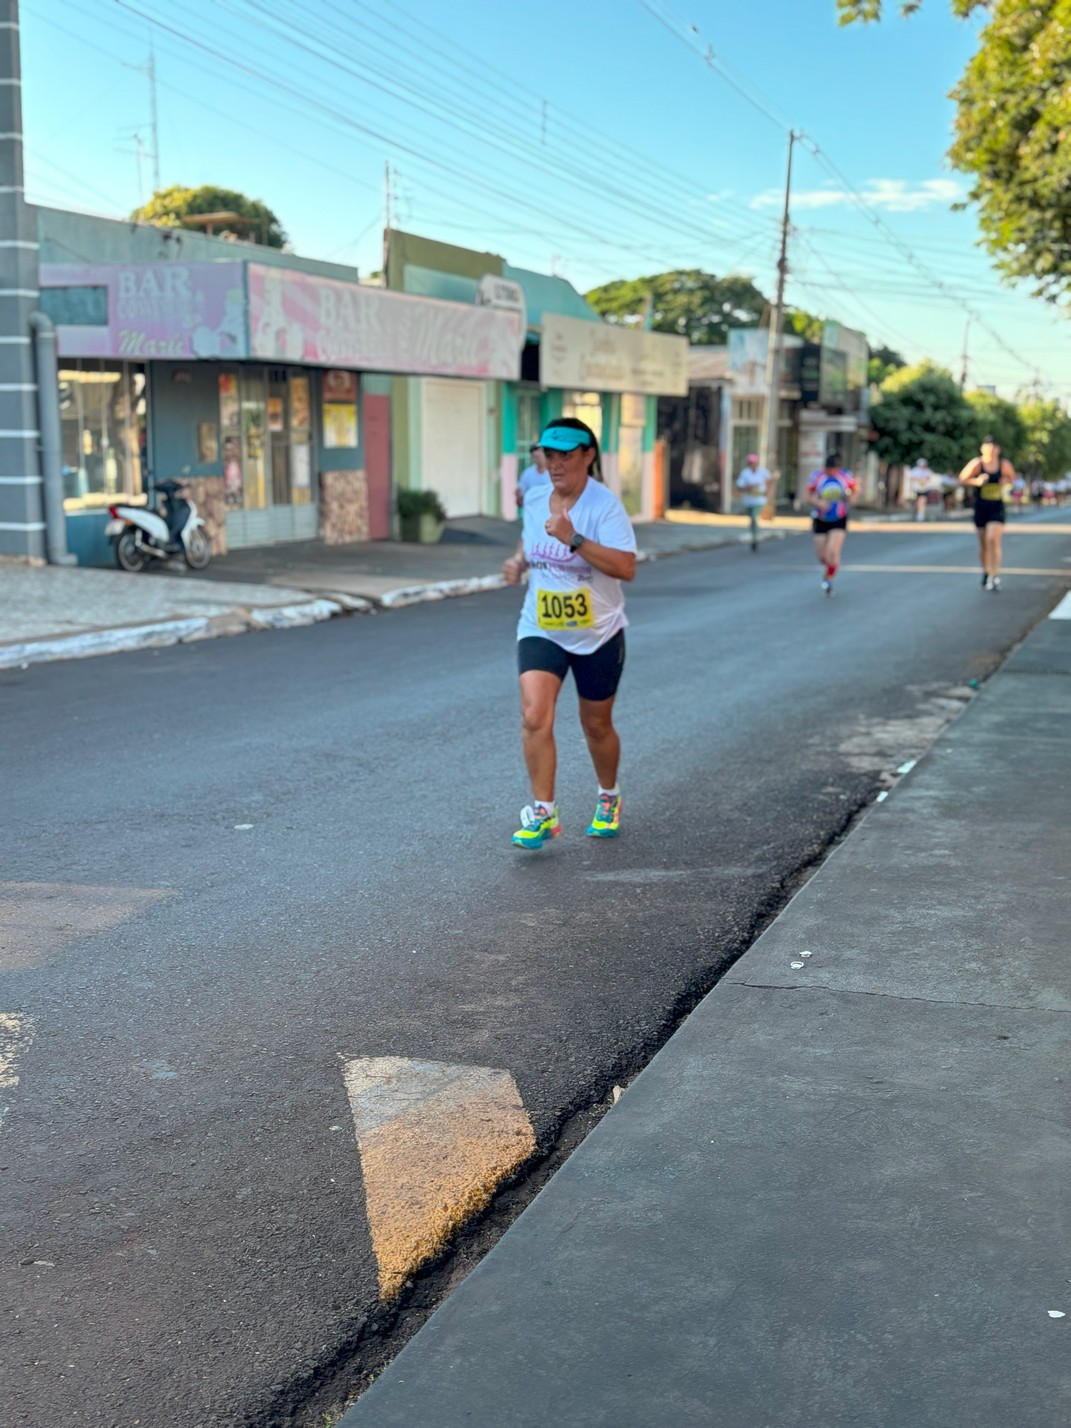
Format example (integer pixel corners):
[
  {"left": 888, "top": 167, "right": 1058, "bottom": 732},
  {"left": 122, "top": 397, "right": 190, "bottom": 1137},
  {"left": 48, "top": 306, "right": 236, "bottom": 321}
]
[
  {"left": 964, "top": 389, "right": 1025, "bottom": 462},
  {"left": 870, "top": 361, "right": 977, "bottom": 471},
  {"left": 1018, "top": 398, "right": 1071, "bottom": 479},
  {"left": 585, "top": 269, "right": 768, "bottom": 345},
  {"left": 130, "top": 185, "right": 287, "bottom": 248},
  {"left": 785, "top": 307, "right": 825, "bottom": 343},
  {"left": 868, "top": 344, "right": 907, "bottom": 386},
  {"left": 838, "top": 1, "right": 1071, "bottom": 300}
]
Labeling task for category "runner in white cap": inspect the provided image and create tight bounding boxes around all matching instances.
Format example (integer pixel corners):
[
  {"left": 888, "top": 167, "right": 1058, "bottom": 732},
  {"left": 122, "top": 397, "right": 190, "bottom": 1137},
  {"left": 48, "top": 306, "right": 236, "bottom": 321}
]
[{"left": 502, "top": 417, "right": 637, "bottom": 849}]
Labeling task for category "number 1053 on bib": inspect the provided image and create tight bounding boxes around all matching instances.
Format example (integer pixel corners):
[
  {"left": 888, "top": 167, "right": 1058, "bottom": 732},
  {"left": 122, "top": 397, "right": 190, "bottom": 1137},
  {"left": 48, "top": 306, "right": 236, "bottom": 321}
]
[{"left": 536, "top": 586, "right": 593, "bottom": 630}]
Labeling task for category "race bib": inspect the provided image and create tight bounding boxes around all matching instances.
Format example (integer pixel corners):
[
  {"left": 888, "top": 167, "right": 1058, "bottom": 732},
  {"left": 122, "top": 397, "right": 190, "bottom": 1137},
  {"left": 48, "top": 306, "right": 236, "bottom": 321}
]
[
  {"left": 536, "top": 586, "right": 594, "bottom": 631},
  {"left": 980, "top": 482, "right": 1003, "bottom": 501}
]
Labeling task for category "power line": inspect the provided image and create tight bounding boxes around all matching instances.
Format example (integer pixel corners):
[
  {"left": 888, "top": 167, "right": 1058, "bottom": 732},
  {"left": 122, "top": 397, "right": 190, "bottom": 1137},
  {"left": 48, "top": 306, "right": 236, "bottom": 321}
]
[{"left": 638, "top": 0, "right": 1047, "bottom": 382}]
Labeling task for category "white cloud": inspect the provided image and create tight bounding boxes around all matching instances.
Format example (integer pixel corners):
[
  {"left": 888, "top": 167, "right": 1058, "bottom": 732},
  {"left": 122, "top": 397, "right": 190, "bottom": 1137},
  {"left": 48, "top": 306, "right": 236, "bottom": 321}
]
[{"left": 749, "top": 178, "right": 965, "bottom": 213}]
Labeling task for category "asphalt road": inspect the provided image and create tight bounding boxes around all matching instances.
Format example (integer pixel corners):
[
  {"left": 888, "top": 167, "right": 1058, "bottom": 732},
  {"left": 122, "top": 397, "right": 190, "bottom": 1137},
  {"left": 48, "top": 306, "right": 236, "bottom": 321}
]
[{"left": 3, "top": 513, "right": 1068, "bottom": 1427}]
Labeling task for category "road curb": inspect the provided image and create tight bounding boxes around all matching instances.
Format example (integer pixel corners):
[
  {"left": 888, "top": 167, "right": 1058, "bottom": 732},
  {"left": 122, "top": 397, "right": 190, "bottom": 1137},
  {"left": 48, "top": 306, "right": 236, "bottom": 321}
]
[
  {"left": 0, "top": 597, "right": 361, "bottom": 671},
  {"left": 0, "top": 530, "right": 793, "bottom": 670}
]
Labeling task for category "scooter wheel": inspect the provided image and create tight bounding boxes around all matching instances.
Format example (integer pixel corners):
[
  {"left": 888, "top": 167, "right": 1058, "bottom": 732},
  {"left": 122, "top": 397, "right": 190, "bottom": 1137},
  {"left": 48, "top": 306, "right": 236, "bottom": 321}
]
[
  {"left": 115, "top": 528, "right": 146, "bottom": 573},
  {"left": 184, "top": 528, "right": 211, "bottom": 570}
]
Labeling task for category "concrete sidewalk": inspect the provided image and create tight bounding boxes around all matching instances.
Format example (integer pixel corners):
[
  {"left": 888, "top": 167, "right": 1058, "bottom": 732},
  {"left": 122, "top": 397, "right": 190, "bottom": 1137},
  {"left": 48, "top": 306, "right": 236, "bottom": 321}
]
[
  {"left": 344, "top": 603, "right": 1071, "bottom": 1428},
  {"left": 0, "top": 516, "right": 781, "bottom": 668}
]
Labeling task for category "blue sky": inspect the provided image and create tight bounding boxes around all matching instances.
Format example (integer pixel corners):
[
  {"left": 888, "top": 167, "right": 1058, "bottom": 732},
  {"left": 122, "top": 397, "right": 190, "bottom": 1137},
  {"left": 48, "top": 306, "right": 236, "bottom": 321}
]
[{"left": 19, "top": 0, "right": 1071, "bottom": 397}]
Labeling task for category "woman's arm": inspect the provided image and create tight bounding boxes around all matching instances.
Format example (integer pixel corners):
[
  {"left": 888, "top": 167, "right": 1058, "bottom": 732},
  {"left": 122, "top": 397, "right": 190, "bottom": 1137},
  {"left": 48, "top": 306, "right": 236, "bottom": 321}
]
[
  {"left": 959, "top": 458, "right": 984, "bottom": 486},
  {"left": 543, "top": 509, "right": 637, "bottom": 581},
  {"left": 502, "top": 540, "right": 528, "bottom": 585},
  {"left": 573, "top": 541, "right": 637, "bottom": 582}
]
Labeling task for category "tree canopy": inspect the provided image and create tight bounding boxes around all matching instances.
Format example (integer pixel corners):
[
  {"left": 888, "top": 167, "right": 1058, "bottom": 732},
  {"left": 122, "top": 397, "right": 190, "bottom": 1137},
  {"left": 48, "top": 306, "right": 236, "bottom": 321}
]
[
  {"left": 130, "top": 185, "right": 287, "bottom": 249},
  {"left": 1018, "top": 397, "right": 1071, "bottom": 479},
  {"left": 585, "top": 269, "right": 767, "bottom": 345},
  {"left": 870, "top": 361, "right": 977, "bottom": 470},
  {"left": 868, "top": 344, "right": 907, "bottom": 386},
  {"left": 838, "top": 1, "right": 1071, "bottom": 301},
  {"left": 964, "top": 389, "right": 1025, "bottom": 461}
]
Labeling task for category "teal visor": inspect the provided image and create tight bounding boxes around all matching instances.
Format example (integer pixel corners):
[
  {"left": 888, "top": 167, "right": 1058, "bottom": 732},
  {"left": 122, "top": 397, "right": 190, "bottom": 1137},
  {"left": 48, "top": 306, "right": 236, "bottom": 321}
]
[{"left": 539, "top": 425, "right": 592, "bottom": 452}]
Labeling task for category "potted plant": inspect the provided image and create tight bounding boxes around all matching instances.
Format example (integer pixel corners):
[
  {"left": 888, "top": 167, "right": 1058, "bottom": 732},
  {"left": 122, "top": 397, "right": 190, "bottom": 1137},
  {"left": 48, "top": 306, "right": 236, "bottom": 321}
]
[{"left": 397, "top": 488, "right": 447, "bottom": 544}]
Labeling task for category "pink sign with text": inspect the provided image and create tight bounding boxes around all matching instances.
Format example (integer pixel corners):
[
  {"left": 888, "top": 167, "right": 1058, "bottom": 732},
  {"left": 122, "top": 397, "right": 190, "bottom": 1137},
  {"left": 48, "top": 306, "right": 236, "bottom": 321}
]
[
  {"left": 247, "top": 265, "right": 520, "bottom": 379},
  {"left": 41, "top": 262, "right": 248, "bottom": 360}
]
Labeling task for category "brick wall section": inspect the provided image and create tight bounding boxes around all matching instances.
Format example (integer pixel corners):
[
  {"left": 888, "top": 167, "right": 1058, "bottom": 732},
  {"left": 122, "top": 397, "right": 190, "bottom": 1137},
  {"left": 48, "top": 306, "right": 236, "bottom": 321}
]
[
  {"left": 182, "top": 477, "right": 228, "bottom": 556},
  {"left": 320, "top": 469, "right": 370, "bottom": 544}
]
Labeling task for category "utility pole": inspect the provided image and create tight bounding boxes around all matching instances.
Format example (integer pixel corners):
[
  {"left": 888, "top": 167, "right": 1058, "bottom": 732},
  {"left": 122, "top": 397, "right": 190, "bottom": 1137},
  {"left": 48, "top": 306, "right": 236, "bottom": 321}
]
[
  {"left": 147, "top": 42, "right": 160, "bottom": 192},
  {"left": 0, "top": 0, "right": 46, "bottom": 560},
  {"left": 758, "top": 129, "right": 795, "bottom": 500},
  {"left": 959, "top": 319, "right": 970, "bottom": 391},
  {"left": 382, "top": 160, "right": 391, "bottom": 281}
]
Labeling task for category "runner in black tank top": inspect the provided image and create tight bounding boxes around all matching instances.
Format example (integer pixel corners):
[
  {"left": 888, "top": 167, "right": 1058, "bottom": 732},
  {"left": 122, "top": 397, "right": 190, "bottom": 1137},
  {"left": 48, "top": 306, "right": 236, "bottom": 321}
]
[{"left": 959, "top": 436, "right": 1015, "bottom": 591}]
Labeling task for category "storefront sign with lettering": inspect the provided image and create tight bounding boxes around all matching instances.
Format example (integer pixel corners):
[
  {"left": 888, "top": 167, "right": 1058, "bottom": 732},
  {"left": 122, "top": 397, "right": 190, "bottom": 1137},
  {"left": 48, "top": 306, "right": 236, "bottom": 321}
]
[
  {"left": 540, "top": 313, "right": 688, "bottom": 397},
  {"left": 40, "top": 263, "right": 248, "bottom": 360},
  {"left": 247, "top": 265, "right": 520, "bottom": 379}
]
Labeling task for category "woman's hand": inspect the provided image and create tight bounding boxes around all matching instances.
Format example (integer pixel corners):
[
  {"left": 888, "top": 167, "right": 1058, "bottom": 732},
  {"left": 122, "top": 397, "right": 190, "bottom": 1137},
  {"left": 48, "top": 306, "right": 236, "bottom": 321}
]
[
  {"left": 544, "top": 509, "right": 576, "bottom": 546},
  {"left": 503, "top": 553, "right": 527, "bottom": 586}
]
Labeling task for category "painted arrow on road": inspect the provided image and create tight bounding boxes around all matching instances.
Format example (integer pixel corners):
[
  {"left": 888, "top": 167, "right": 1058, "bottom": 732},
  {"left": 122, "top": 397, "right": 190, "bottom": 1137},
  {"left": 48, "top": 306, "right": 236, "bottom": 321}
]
[{"left": 342, "top": 1056, "right": 536, "bottom": 1300}]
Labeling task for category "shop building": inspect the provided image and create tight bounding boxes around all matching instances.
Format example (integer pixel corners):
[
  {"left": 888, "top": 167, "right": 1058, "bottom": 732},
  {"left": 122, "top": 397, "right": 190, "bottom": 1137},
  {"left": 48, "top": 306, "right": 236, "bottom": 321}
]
[
  {"left": 724, "top": 321, "right": 874, "bottom": 508},
  {"left": 385, "top": 231, "right": 687, "bottom": 521},
  {"left": 33, "top": 209, "right": 519, "bottom": 563}
]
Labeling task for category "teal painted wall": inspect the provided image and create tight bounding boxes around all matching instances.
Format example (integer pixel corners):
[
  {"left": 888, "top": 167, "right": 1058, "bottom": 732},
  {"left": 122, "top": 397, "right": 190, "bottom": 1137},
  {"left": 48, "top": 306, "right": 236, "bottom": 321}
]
[{"left": 150, "top": 362, "right": 225, "bottom": 481}]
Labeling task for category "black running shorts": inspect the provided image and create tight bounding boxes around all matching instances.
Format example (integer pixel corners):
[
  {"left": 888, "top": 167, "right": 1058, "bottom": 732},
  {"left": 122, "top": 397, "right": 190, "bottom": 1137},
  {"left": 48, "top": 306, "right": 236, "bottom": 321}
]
[
  {"left": 812, "top": 516, "right": 848, "bottom": 534},
  {"left": 974, "top": 498, "right": 1005, "bottom": 528},
  {"left": 518, "top": 631, "right": 626, "bottom": 702}
]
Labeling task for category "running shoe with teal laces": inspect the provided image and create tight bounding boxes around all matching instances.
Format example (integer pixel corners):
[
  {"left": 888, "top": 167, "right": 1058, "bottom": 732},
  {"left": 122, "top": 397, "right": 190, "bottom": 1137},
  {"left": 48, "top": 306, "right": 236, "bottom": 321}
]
[
  {"left": 512, "top": 802, "right": 561, "bottom": 850},
  {"left": 586, "top": 791, "right": 621, "bottom": 838}
]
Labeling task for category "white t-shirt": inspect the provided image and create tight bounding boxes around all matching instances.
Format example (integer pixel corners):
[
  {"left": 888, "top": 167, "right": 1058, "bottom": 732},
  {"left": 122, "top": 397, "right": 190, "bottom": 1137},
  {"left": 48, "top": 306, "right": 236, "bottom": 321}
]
[
  {"left": 737, "top": 466, "right": 771, "bottom": 505},
  {"left": 517, "top": 463, "right": 550, "bottom": 500},
  {"left": 908, "top": 464, "right": 936, "bottom": 495},
  {"left": 517, "top": 478, "right": 637, "bottom": 655}
]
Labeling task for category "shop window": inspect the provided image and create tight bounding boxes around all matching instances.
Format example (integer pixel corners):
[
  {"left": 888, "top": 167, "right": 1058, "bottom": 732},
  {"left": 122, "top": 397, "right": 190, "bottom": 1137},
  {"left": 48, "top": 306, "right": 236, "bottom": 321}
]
[
  {"left": 562, "top": 391, "right": 603, "bottom": 442},
  {"left": 516, "top": 390, "right": 541, "bottom": 462},
  {"left": 59, "top": 361, "right": 146, "bottom": 509},
  {"left": 731, "top": 424, "right": 761, "bottom": 476},
  {"left": 732, "top": 398, "right": 762, "bottom": 424}
]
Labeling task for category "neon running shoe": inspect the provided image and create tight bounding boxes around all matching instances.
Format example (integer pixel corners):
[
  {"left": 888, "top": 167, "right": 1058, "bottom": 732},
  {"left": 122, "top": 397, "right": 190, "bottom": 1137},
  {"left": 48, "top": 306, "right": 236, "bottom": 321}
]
[
  {"left": 586, "top": 792, "right": 622, "bottom": 838},
  {"left": 512, "top": 803, "right": 560, "bottom": 850}
]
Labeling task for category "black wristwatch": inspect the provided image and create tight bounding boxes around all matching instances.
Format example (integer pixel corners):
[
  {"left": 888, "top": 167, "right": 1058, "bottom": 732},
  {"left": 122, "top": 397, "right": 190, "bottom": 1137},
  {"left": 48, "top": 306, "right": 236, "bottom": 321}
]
[{"left": 569, "top": 533, "right": 586, "bottom": 552}]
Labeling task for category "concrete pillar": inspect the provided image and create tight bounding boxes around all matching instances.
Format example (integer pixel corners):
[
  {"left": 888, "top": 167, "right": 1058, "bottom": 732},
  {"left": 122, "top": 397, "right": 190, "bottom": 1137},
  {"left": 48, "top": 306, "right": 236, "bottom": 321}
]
[{"left": 0, "top": 1, "right": 44, "bottom": 560}]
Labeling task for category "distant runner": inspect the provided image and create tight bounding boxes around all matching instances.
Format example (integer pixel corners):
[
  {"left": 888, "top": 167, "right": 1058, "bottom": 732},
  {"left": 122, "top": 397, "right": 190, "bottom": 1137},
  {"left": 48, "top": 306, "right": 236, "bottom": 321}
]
[
  {"left": 515, "top": 443, "right": 549, "bottom": 513},
  {"left": 959, "top": 435, "right": 1015, "bottom": 592},
  {"left": 736, "top": 453, "right": 772, "bottom": 551},
  {"left": 807, "top": 452, "right": 857, "bottom": 597},
  {"left": 502, "top": 417, "right": 637, "bottom": 850}
]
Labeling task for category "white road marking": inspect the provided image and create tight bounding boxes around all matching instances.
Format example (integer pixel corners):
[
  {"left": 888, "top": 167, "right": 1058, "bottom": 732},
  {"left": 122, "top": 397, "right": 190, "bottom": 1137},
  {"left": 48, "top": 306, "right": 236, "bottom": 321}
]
[
  {"left": 1049, "top": 592, "right": 1071, "bottom": 619},
  {"left": 0, "top": 1012, "right": 35, "bottom": 1132}
]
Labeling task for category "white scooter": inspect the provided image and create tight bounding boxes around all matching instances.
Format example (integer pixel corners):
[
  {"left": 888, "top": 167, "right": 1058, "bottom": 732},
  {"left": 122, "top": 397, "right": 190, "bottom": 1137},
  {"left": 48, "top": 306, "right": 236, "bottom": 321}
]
[{"left": 107, "top": 479, "right": 212, "bottom": 573}]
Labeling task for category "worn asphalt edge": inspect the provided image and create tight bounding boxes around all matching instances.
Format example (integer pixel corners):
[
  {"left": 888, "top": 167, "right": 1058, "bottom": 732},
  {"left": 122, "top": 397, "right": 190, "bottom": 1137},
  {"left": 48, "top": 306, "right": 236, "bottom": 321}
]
[{"left": 0, "top": 530, "right": 788, "bottom": 671}]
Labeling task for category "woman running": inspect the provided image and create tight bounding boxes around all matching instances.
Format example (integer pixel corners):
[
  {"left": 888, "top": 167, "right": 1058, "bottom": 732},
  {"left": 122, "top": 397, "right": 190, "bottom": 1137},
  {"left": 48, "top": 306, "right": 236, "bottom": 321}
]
[
  {"left": 959, "top": 436, "right": 1016, "bottom": 591},
  {"left": 807, "top": 452, "right": 857, "bottom": 597},
  {"left": 502, "top": 417, "right": 637, "bottom": 850}
]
